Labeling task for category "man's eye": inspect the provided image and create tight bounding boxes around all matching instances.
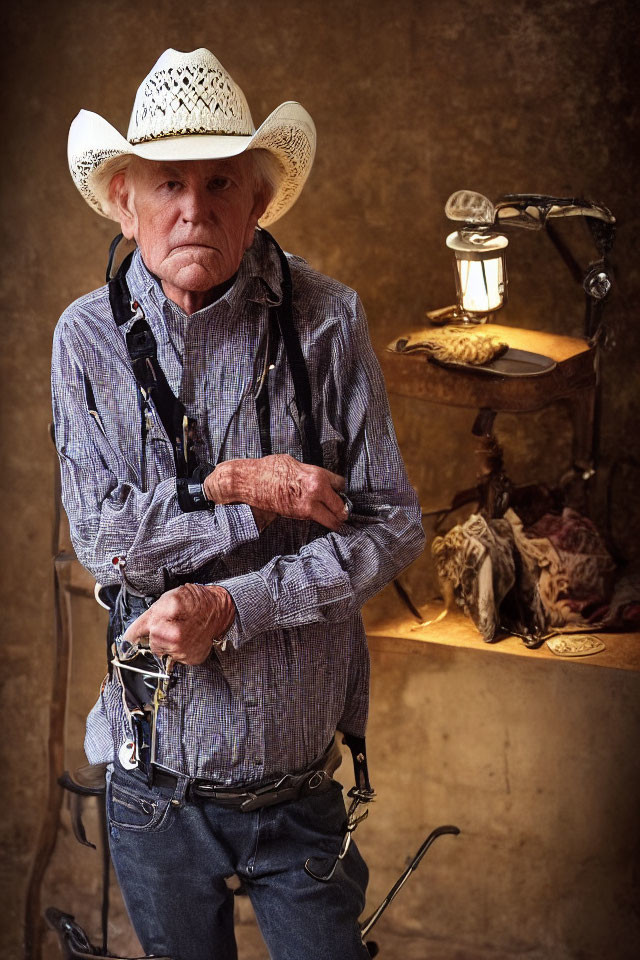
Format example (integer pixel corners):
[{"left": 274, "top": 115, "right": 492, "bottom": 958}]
[
  {"left": 209, "top": 176, "right": 231, "bottom": 190},
  {"left": 165, "top": 181, "right": 180, "bottom": 190}
]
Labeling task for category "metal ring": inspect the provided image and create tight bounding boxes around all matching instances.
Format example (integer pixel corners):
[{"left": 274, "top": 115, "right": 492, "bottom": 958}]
[{"left": 307, "top": 771, "right": 324, "bottom": 791}]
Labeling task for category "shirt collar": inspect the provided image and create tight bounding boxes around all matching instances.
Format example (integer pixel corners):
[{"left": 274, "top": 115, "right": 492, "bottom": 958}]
[{"left": 125, "top": 228, "right": 284, "bottom": 323}]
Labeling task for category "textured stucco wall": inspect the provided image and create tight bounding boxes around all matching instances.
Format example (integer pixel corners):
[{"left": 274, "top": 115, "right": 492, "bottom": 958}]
[{"left": 1, "top": 0, "right": 639, "bottom": 957}]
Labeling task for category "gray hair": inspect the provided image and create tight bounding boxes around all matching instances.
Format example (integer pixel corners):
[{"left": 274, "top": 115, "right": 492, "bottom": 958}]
[{"left": 245, "top": 148, "right": 283, "bottom": 206}]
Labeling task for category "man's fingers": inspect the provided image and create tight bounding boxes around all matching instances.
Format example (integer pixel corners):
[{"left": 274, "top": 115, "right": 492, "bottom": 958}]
[
  {"left": 326, "top": 470, "right": 346, "bottom": 491},
  {"left": 321, "top": 489, "right": 349, "bottom": 523},
  {"left": 301, "top": 463, "right": 344, "bottom": 490},
  {"left": 149, "top": 635, "right": 177, "bottom": 659},
  {"left": 121, "top": 608, "right": 153, "bottom": 648},
  {"left": 311, "top": 502, "right": 347, "bottom": 531},
  {"left": 120, "top": 589, "right": 189, "bottom": 647},
  {"left": 299, "top": 465, "right": 347, "bottom": 521}
]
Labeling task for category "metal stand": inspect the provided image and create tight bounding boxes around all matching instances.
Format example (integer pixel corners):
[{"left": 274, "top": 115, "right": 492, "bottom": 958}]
[
  {"left": 361, "top": 825, "right": 461, "bottom": 957},
  {"left": 472, "top": 408, "right": 512, "bottom": 518}
]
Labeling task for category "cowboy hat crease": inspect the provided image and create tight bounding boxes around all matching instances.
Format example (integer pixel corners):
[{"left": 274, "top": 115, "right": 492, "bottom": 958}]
[{"left": 68, "top": 47, "right": 316, "bottom": 227}]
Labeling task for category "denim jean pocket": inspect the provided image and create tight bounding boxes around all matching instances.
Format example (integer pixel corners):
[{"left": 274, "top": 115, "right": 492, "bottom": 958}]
[
  {"left": 108, "top": 777, "right": 173, "bottom": 833},
  {"left": 298, "top": 779, "right": 347, "bottom": 837}
]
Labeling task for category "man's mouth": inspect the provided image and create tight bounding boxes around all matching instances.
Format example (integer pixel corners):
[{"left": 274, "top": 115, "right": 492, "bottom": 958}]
[{"left": 172, "top": 243, "right": 216, "bottom": 251}]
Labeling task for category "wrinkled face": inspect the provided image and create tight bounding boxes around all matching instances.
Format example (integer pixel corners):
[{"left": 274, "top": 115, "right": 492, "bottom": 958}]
[{"left": 112, "top": 154, "right": 266, "bottom": 294}]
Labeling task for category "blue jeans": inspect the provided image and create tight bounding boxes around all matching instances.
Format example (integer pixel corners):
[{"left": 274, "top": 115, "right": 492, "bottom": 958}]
[{"left": 107, "top": 764, "right": 371, "bottom": 960}]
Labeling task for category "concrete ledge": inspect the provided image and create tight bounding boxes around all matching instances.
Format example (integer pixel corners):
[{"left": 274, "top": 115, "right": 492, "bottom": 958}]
[{"left": 363, "top": 583, "right": 640, "bottom": 673}]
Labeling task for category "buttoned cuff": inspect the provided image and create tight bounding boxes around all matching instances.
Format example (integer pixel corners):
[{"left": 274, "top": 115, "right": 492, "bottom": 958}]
[
  {"left": 214, "top": 571, "right": 276, "bottom": 649},
  {"left": 169, "top": 503, "right": 259, "bottom": 577},
  {"left": 216, "top": 503, "right": 259, "bottom": 542}
]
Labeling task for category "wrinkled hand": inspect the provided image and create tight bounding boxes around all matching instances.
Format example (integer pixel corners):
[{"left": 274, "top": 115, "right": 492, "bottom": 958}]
[
  {"left": 120, "top": 583, "right": 236, "bottom": 666},
  {"left": 204, "top": 454, "right": 348, "bottom": 532}
]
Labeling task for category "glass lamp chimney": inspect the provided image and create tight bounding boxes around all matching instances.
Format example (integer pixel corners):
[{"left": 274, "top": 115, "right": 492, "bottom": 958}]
[{"left": 446, "top": 231, "right": 508, "bottom": 322}]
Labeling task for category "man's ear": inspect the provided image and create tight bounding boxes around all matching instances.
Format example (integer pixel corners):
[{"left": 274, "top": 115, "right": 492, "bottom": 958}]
[{"left": 109, "top": 169, "right": 138, "bottom": 241}]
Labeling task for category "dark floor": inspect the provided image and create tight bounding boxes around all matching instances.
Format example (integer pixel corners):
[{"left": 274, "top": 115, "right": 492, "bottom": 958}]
[{"left": 41, "top": 891, "right": 550, "bottom": 960}]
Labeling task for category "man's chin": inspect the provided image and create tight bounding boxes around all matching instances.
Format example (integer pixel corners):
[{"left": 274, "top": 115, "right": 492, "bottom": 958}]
[{"left": 165, "top": 254, "right": 229, "bottom": 291}]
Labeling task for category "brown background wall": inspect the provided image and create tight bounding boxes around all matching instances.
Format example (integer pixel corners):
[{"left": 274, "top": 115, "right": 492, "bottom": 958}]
[{"left": 1, "top": 1, "right": 639, "bottom": 958}]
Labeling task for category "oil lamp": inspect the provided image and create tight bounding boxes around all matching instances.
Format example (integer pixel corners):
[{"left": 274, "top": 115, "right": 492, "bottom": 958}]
[
  {"left": 441, "top": 190, "right": 615, "bottom": 340},
  {"left": 445, "top": 229, "right": 508, "bottom": 322}
]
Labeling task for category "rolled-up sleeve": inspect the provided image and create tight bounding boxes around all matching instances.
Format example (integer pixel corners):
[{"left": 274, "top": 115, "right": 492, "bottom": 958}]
[
  {"left": 218, "top": 291, "right": 425, "bottom": 645},
  {"left": 52, "top": 316, "right": 259, "bottom": 595}
]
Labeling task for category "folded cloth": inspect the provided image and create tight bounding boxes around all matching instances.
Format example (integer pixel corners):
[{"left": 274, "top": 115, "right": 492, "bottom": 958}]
[
  {"left": 391, "top": 327, "right": 508, "bottom": 366},
  {"left": 430, "top": 506, "right": 639, "bottom": 646},
  {"left": 431, "top": 512, "right": 547, "bottom": 645},
  {"left": 522, "top": 508, "right": 616, "bottom": 627}
]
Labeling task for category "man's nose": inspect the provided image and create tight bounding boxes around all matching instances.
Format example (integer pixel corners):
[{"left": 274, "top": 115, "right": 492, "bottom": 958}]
[{"left": 180, "top": 184, "right": 212, "bottom": 223}]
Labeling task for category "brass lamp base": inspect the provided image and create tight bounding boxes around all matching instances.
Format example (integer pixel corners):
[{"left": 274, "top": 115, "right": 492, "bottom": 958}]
[{"left": 426, "top": 303, "right": 489, "bottom": 326}]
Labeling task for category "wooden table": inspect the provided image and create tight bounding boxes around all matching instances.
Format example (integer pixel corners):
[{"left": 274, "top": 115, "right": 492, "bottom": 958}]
[
  {"left": 381, "top": 322, "right": 598, "bottom": 511},
  {"left": 381, "top": 323, "right": 596, "bottom": 413}
]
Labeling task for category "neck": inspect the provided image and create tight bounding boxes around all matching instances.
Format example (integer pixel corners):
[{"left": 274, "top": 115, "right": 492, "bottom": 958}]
[{"left": 161, "top": 274, "right": 237, "bottom": 315}]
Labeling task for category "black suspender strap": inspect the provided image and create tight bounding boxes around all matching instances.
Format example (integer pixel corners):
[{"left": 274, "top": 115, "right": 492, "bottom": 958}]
[
  {"left": 342, "top": 732, "right": 374, "bottom": 797},
  {"left": 108, "top": 251, "right": 200, "bottom": 497},
  {"left": 254, "top": 310, "right": 280, "bottom": 458},
  {"left": 126, "top": 318, "right": 195, "bottom": 480},
  {"left": 107, "top": 250, "right": 136, "bottom": 326}
]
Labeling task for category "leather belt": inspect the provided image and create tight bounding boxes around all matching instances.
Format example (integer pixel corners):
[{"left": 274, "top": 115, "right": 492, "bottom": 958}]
[
  {"left": 137, "top": 738, "right": 342, "bottom": 813},
  {"left": 190, "top": 767, "right": 334, "bottom": 812}
]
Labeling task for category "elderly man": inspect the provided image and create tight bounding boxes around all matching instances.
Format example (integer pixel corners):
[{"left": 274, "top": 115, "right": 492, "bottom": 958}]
[{"left": 52, "top": 48, "right": 425, "bottom": 960}]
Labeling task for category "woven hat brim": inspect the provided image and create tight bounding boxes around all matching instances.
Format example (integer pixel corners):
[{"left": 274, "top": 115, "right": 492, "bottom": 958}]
[{"left": 68, "top": 102, "right": 316, "bottom": 227}]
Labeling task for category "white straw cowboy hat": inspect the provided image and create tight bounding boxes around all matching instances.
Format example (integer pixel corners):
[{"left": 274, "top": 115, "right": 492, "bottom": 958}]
[{"left": 68, "top": 47, "right": 316, "bottom": 227}]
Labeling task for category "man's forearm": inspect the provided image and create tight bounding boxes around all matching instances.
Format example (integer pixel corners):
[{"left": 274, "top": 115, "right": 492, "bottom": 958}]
[
  {"left": 63, "top": 473, "right": 260, "bottom": 595},
  {"left": 213, "top": 496, "right": 425, "bottom": 649}
]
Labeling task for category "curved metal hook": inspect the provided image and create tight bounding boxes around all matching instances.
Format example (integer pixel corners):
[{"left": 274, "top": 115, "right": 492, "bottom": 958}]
[
  {"left": 304, "top": 827, "right": 354, "bottom": 883},
  {"left": 360, "top": 824, "right": 461, "bottom": 939},
  {"left": 304, "top": 796, "right": 371, "bottom": 883}
]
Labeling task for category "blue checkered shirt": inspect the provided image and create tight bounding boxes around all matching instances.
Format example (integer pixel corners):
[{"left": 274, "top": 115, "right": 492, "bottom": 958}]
[{"left": 51, "top": 230, "right": 425, "bottom": 783}]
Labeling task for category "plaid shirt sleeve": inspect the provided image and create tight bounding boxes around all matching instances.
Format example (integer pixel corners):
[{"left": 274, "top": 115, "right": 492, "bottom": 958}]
[
  {"left": 51, "top": 308, "right": 259, "bottom": 595},
  {"left": 216, "top": 291, "right": 425, "bottom": 647}
]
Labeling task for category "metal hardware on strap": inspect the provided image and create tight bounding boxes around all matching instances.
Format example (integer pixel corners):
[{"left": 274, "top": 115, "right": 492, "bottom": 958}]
[
  {"left": 304, "top": 734, "right": 375, "bottom": 883},
  {"left": 342, "top": 732, "right": 374, "bottom": 797}
]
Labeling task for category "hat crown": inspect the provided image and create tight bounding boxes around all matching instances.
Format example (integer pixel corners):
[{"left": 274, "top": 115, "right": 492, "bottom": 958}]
[{"left": 127, "top": 48, "right": 255, "bottom": 144}]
